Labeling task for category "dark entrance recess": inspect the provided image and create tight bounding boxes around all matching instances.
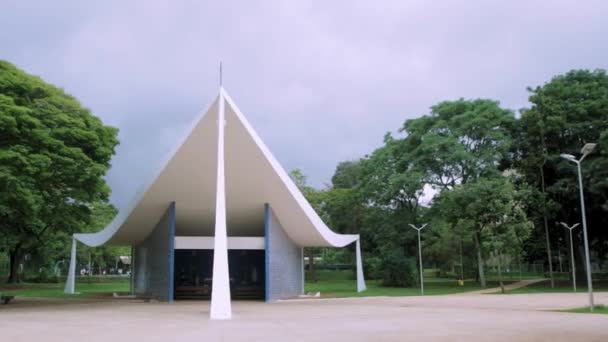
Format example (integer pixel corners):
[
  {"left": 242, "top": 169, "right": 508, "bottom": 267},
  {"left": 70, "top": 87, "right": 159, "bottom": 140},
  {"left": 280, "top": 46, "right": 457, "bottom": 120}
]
[{"left": 174, "top": 249, "right": 265, "bottom": 300}]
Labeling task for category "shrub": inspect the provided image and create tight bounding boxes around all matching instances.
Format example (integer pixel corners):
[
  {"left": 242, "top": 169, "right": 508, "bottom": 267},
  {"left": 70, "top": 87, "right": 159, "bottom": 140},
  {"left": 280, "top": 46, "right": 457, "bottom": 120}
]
[
  {"left": 23, "top": 270, "right": 60, "bottom": 283},
  {"left": 363, "top": 255, "right": 382, "bottom": 280},
  {"left": 379, "top": 249, "right": 418, "bottom": 287}
]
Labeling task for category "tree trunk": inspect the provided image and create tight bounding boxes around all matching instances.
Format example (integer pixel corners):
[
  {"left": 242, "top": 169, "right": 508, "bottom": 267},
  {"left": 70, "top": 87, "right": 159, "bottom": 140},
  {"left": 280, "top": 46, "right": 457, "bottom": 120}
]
[
  {"left": 474, "top": 232, "right": 486, "bottom": 287},
  {"left": 459, "top": 237, "right": 465, "bottom": 281},
  {"left": 496, "top": 249, "right": 505, "bottom": 294},
  {"left": 519, "top": 255, "right": 523, "bottom": 281},
  {"left": 307, "top": 248, "right": 316, "bottom": 283},
  {"left": 540, "top": 165, "right": 555, "bottom": 288},
  {"left": 8, "top": 245, "right": 22, "bottom": 283}
]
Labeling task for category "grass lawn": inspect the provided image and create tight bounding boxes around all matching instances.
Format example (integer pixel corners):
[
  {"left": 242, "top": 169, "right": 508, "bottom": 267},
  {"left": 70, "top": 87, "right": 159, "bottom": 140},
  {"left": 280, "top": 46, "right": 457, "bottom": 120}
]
[
  {"left": 560, "top": 305, "right": 608, "bottom": 314},
  {"left": 496, "top": 279, "right": 608, "bottom": 294},
  {"left": 305, "top": 270, "right": 509, "bottom": 298},
  {"left": 0, "top": 277, "right": 129, "bottom": 298},
  {"left": 3, "top": 271, "right": 554, "bottom": 299}
]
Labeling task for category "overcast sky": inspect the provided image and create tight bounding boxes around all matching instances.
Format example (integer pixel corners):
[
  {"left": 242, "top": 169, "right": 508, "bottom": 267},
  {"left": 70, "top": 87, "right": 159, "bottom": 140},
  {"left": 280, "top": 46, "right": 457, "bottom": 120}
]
[{"left": 2, "top": 0, "right": 607, "bottom": 210}]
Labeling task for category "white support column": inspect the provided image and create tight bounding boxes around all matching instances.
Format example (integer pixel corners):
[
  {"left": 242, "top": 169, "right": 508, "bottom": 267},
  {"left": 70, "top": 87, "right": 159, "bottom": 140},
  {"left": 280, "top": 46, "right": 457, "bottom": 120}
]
[
  {"left": 64, "top": 237, "right": 77, "bottom": 294},
  {"left": 130, "top": 246, "right": 135, "bottom": 295},
  {"left": 210, "top": 89, "right": 232, "bottom": 320},
  {"left": 301, "top": 247, "right": 305, "bottom": 294},
  {"left": 355, "top": 238, "right": 366, "bottom": 292}
]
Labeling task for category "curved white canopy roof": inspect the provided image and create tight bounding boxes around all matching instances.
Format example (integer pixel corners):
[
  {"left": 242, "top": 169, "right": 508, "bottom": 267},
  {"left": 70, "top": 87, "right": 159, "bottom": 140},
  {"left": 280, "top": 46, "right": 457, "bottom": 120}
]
[{"left": 75, "top": 88, "right": 359, "bottom": 248}]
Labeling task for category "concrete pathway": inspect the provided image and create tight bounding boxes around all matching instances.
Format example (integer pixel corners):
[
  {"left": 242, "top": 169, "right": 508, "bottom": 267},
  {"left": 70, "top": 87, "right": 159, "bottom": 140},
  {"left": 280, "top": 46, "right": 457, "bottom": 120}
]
[
  {"left": 1, "top": 292, "right": 607, "bottom": 341},
  {"left": 460, "top": 278, "right": 548, "bottom": 295}
]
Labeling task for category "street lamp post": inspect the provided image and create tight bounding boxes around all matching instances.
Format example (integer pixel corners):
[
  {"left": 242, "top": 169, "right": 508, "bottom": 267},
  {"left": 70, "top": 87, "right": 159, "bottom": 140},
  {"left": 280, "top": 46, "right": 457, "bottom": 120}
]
[
  {"left": 409, "top": 223, "right": 428, "bottom": 295},
  {"left": 559, "top": 222, "right": 580, "bottom": 292},
  {"left": 560, "top": 142, "right": 596, "bottom": 310}
]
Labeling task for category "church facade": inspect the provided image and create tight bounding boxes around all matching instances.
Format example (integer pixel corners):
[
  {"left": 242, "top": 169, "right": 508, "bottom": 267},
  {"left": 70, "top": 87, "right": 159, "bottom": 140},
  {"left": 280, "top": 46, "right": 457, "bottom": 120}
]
[{"left": 63, "top": 88, "right": 366, "bottom": 319}]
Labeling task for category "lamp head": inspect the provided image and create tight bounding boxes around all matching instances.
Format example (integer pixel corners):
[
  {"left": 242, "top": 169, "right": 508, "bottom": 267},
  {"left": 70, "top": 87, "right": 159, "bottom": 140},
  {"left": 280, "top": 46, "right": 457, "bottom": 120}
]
[
  {"left": 581, "top": 143, "right": 597, "bottom": 157},
  {"left": 559, "top": 221, "right": 580, "bottom": 229},
  {"left": 560, "top": 153, "right": 577, "bottom": 163},
  {"left": 409, "top": 223, "right": 428, "bottom": 230}
]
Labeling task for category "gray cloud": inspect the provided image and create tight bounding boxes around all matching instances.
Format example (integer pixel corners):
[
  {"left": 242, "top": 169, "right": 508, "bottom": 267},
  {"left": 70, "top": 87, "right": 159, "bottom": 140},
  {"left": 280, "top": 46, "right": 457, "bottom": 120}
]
[{"left": 2, "top": 0, "right": 607, "bottom": 210}]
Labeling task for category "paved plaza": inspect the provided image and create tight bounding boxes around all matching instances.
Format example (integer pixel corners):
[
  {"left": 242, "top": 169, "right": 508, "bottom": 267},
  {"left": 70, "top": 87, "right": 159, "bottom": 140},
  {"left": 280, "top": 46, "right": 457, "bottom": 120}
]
[{"left": 1, "top": 293, "right": 607, "bottom": 341}]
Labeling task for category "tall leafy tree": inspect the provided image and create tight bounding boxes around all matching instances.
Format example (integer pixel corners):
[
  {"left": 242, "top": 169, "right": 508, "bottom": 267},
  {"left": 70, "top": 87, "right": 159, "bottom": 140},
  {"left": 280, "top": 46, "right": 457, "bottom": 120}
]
[
  {"left": 402, "top": 99, "right": 515, "bottom": 189},
  {"left": 355, "top": 135, "right": 424, "bottom": 286},
  {"left": 0, "top": 61, "right": 119, "bottom": 282},
  {"left": 511, "top": 107, "right": 557, "bottom": 287},
  {"left": 436, "top": 177, "right": 533, "bottom": 287},
  {"left": 402, "top": 99, "right": 515, "bottom": 284},
  {"left": 516, "top": 69, "right": 608, "bottom": 272}
]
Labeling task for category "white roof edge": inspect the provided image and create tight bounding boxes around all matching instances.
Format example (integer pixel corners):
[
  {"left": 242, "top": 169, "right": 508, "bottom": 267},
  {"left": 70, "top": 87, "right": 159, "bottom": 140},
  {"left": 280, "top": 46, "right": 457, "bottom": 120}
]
[
  {"left": 75, "top": 94, "right": 220, "bottom": 247},
  {"left": 222, "top": 88, "right": 359, "bottom": 248},
  {"left": 75, "top": 88, "right": 360, "bottom": 249}
]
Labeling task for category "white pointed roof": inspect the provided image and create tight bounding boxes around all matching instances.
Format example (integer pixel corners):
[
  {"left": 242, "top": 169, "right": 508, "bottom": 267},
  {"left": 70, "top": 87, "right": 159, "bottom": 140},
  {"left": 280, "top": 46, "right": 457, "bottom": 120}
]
[{"left": 75, "top": 88, "right": 359, "bottom": 248}]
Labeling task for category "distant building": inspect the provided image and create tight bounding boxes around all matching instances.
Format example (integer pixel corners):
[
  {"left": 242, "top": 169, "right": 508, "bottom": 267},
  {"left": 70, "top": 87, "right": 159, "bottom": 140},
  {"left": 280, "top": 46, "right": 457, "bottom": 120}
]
[{"left": 64, "top": 88, "right": 365, "bottom": 319}]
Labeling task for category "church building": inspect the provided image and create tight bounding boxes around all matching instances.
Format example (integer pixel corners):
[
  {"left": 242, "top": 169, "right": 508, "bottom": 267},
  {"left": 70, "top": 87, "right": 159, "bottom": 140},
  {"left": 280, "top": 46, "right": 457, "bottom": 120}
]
[{"left": 63, "top": 88, "right": 366, "bottom": 319}]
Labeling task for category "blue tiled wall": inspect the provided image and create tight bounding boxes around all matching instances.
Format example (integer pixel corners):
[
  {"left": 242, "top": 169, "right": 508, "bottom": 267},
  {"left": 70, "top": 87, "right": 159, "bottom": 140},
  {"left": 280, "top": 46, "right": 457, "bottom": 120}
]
[
  {"left": 265, "top": 204, "right": 303, "bottom": 301},
  {"left": 133, "top": 202, "right": 175, "bottom": 302}
]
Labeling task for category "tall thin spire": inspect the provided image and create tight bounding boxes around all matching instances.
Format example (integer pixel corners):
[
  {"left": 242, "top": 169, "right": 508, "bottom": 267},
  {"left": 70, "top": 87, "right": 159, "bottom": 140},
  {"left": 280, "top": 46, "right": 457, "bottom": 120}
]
[
  {"left": 210, "top": 87, "right": 231, "bottom": 319},
  {"left": 219, "top": 61, "right": 223, "bottom": 87}
]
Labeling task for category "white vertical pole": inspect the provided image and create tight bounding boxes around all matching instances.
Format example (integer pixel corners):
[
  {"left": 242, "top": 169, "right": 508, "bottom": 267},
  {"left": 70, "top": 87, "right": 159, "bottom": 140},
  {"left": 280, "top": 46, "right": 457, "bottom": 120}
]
[
  {"left": 64, "top": 237, "right": 77, "bottom": 294},
  {"left": 210, "top": 89, "right": 232, "bottom": 320},
  {"left": 417, "top": 229, "right": 424, "bottom": 295},
  {"left": 130, "top": 246, "right": 135, "bottom": 295},
  {"left": 569, "top": 228, "right": 576, "bottom": 292},
  {"left": 577, "top": 162, "right": 594, "bottom": 310},
  {"left": 409, "top": 224, "right": 427, "bottom": 295},
  {"left": 355, "top": 238, "right": 366, "bottom": 292}
]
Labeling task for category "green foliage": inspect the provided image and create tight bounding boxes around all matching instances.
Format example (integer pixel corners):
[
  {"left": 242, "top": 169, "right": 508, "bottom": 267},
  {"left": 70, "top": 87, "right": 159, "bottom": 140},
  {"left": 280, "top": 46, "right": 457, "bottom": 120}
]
[
  {"left": 435, "top": 177, "right": 533, "bottom": 286},
  {"left": 401, "top": 98, "right": 515, "bottom": 189},
  {"left": 331, "top": 160, "right": 363, "bottom": 189},
  {"left": 76, "top": 202, "right": 129, "bottom": 274},
  {"left": 378, "top": 249, "right": 418, "bottom": 287},
  {"left": 355, "top": 134, "right": 425, "bottom": 279},
  {"left": 0, "top": 60, "right": 119, "bottom": 282},
  {"left": 288, "top": 168, "right": 315, "bottom": 197},
  {"left": 293, "top": 71, "right": 608, "bottom": 290},
  {"left": 303, "top": 69, "right": 608, "bottom": 289},
  {"left": 317, "top": 248, "right": 353, "bottom": 266},
  {"left": 515, "top": 69, "right": 608, "bottom": 267},
  {"left": 289, "top": 169, "right": 325, "bottom": 281},
  {"left": 359, "top": 134, "right": 424, "bottom": 210}
]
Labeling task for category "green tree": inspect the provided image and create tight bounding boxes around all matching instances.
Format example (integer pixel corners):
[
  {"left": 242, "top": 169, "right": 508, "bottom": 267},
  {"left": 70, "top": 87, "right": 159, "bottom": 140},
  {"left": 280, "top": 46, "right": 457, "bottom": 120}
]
[
  {"left": 515, "top": 69, "right": 608, "bottom": 273},
  {"left": 402, "top": 99, "right": 515, "bottom": 189},
  {"left": 355, "top": 135, "right": 425, "bottom": 285},
  {"left": 402, "top": 99, "right": 515, "bottom": 284},
  {"left": 0, "top": 61, "right": 119, "bottom": 282},
  {"left": 436, "top": 177, "right": 533, "bottom": 288},
  {"left": 77, "top": 202, "right": 129, "bottom": 277},
  {"left": 511, "top": 107, "right": 557, "bottom": 287},
  {"left": 289, "top": 169, "right": 323, "bottom": 282},
  {"left": 288, "top": 168, "right": 315, "bottom": 198},
  {"left": 331, "top": 160, "right": 363, "bottom": 189}
]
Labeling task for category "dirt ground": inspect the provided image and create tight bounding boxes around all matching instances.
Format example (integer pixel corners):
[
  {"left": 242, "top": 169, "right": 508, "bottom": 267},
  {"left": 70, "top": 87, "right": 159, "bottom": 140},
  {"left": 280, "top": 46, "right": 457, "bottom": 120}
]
[{"left": 1, "top": 293, "right": 607, "bottom": 342}]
